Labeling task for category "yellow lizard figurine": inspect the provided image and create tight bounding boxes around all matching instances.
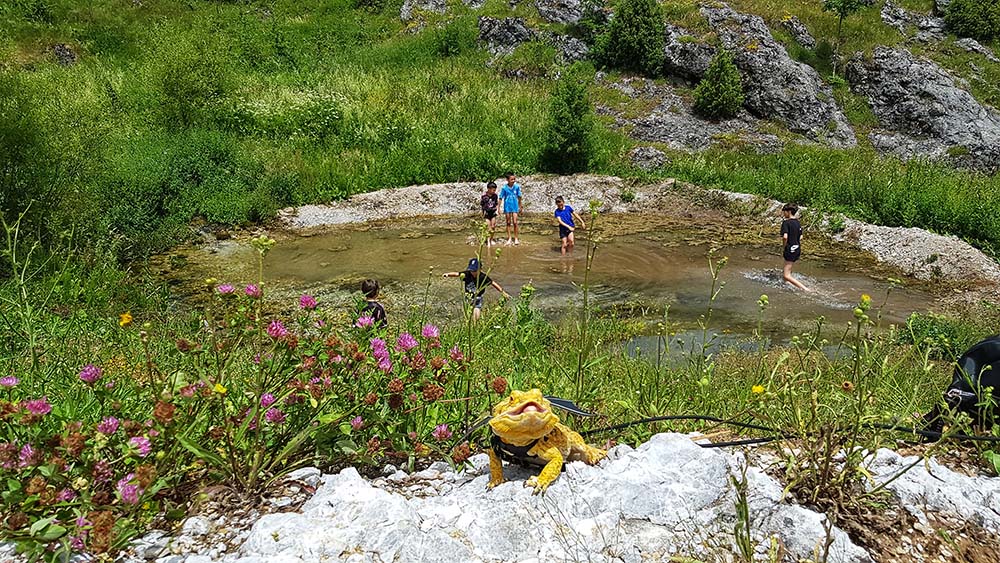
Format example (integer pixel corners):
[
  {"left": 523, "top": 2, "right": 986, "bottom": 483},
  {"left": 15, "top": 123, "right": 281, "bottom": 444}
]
[{"left": 487, "top": 389, "right": 606, "bottom": 494}]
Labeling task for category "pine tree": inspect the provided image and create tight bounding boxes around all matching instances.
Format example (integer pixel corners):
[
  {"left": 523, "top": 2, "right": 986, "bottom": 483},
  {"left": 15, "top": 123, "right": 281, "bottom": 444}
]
[
  {"left": 693, "top": 49, "right": 744, "bottom": 120},
  {"left": 600, "top": 0, "right": 664, "bottom": 76},
  {"left": 539, "top": 65, "right": 594, "bottom": 174}
]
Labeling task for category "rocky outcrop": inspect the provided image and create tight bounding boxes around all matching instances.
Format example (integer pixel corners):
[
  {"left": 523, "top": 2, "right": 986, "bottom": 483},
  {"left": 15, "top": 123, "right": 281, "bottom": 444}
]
[
  {"left": 600, "top": 77, "right": 785, "bottom": 154},
  {"left": 478, "top": 17, "right": 536, "bottom": 56},
  {"left": 781, "top": 15, "right": 816, "bottom": 49},
  {"left": 846, "top": 47, "right": 1000, "bottom": 171},
  {"left": 400, "top": 0, "right": 446, "bottom": 21},
  {"left": 229, "top": 435, "right": 874, "bottom": 563},
  {"left": 700, "top": 3, "right": 857, "bottom": 147},
  {"left": 880, "top": 1, "right": 946, "bottom": 42},
  {"left": 628, "top": 146, "right": 668, "bottom": 170},
  {"left": 662, "top": 23, "right": 716, "bottom": 80},
  {"left": 935, "top": 0, "right": 952, "bottom": 15},
  {"left": 956, "top": 37, "right": 999, "bottom": 62},
  {"left": 534, "top": 0, "right": 582, "bottom": 24},
  {"left": 542, "top": 32, "right": 589, "bottom": 63}
]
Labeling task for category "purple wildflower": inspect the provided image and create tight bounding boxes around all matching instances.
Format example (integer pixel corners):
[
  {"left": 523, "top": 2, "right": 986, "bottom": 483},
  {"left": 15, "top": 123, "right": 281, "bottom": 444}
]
[
  {"left": 129, "top": 436, "right": 152, "bottom": 458},
  {"left": 116, "top": 473, "right": 142, "bottom": 505},
  {"left": 421, "top": 324, "right": 440, "bottom": 339},
  {"left": 378, "top": 358, "right": 392, "bottom": 373},
  {"left": 266, "top": 320, "right": 289, "bottom": 340},
  {"left": 299, "top": 294, "right": 318, "bottom": 310},
  {"left": 245, "top": 284, "right": 262, "bottom": 298},
  {"left": 22, "top": 397, "right": 51, "bottom": 416},
  {"left": 355, "top": 316, "right": 375, "bottom": 329},
  {"left": 69, "top": 535, "right": 86, "bottom": 551},
  {"left": 0, "top": 376, "right": 18, "bottom": 387},
  {"left": 432, "top": 424, "right": 453, "bottom": 441},
  {"left": 75, "top": 515, "right": 91, "bottom": 528},
  {"left": 449, "top": 346, "right": 464, "bottom": 362},
  {"left": 97, "top": 416, "right": 119, "bottom": 435},
  {"left": 18, "top": 444, "right": 38, "bottom": 467},
  {"left": 396, "top": 333, "right": 419, "bottom": 352},
  {"left": 350, "top": 416, "right": 364, "bottom": 430},
  {"left": 260, "top": 393, "right": 276, "bottom": 408},
  {"left": 264, "top": 408, "right": 286, "bottom": 425},
  {"left": 56, "top": 488, "right": 77, "bottom": 502},
  {"left": 217, "top": 284, "right": 235, "bottom": 295},
  {"left": 78, "top": 364, "right": 102, "bottom": 384}
]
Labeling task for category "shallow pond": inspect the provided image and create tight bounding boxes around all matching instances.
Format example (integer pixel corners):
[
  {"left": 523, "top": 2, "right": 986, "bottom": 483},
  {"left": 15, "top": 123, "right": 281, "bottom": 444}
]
[{"left": 164, "top": 214, "right": 935, "bottom": 342}]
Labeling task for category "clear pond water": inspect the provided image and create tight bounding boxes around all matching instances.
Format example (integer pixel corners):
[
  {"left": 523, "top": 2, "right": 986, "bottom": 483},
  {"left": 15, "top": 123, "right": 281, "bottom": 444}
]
[{"left": 169, "top": 214, "right": 935, "bottom": 343}]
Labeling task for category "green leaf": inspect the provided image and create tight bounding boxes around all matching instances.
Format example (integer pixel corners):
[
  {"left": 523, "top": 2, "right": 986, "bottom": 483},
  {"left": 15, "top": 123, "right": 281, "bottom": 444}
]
[
  {"left": 7, "top": 478, "right": 21, "bottom": 492},
  {"left": 177, "top": 435, "right": 226, "bottom": 469},
  {"left": 985, "top": 450, "right": 1000, "bottom": 476},
  {"left": 38, "top": 525, "right": 67, "bottom": 541},
  {"left": 29, "top": 517, "right": 54, "bottom": 535},
  {"left": 37, "top": 464, "right": 54, "bottom": 478}
]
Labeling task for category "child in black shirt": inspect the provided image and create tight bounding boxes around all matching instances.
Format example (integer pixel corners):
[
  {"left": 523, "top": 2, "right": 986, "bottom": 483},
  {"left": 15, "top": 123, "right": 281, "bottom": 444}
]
[
  {"left": 359, "top": 279, "right": 387, "bottom": 329},
  {"left": 481, "top": 182, "right": 499, "bottom": 247},
  {"left": 780, "top": 204, "right": 809, "bottom": 292}
]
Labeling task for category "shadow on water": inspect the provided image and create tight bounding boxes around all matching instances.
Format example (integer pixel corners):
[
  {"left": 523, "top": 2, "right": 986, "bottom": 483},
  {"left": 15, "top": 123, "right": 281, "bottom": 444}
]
[{"left": 160, "top": 214, "right": 936, "bottom": 343}]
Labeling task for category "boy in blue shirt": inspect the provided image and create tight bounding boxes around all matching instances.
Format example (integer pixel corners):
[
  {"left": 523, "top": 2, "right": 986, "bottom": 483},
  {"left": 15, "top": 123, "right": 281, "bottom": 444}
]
[
  {"left": 553, "top": 196, "right": 586, "bottom": 255},
  {"left": 498, "top": 172, "right": 523, "bottom": 245}
]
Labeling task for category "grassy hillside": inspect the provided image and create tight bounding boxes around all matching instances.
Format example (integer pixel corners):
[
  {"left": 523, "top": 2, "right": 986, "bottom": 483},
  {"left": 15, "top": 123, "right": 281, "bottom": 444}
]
[{"left": 2, "top": 0, "right": 1000, "bottom": 266}]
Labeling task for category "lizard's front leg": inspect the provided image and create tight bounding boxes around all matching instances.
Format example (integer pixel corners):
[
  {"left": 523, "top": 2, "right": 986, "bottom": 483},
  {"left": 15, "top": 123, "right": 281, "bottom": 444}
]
[
  {"left": 487, "top": 449, "right": 505, "bottom": 489},
  {"left": 524, "top": 447, "right": 563, "bottom": 495}
]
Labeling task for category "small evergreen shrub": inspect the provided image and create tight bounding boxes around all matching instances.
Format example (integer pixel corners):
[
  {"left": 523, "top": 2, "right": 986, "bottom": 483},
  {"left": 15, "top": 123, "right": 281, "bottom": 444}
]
[
  {"left": 693, "top": 49, "right": 744, "bottom": 119},
  {"left": 539, "top": 64, "right": 594, "bottom": 174},
  {"left": 945, "top": 0, "right": 1000, "bottom": 41},
  {"left": 597, "top": 0, "right": 664, "bottom": 76}
]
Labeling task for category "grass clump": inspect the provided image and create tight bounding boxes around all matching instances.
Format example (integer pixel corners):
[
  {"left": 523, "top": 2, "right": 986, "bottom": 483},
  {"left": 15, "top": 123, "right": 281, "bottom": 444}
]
[{"left": 693, "top": 49, "right": 744, "bottom": 119}]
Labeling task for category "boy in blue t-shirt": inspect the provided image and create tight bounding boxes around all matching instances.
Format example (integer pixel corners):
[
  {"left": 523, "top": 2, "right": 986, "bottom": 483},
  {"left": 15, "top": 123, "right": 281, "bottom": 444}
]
[
  {"left": 498, "top": 172, "right": 523, "bottom": 245},
  {"left": 553, "top": 196, "right": 585, "bottom": 255}
]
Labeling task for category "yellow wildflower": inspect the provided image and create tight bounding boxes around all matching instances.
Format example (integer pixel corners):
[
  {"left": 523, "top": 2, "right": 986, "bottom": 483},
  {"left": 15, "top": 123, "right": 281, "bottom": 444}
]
[
  {"left": 213, "top": 383, "right": 227, "bottom": 395},
  {"left": 751, "top": 385, "right": 765, "bottom": 394},
  {"left": 119, "top": 312, "right": 133, "bottom": 328}
]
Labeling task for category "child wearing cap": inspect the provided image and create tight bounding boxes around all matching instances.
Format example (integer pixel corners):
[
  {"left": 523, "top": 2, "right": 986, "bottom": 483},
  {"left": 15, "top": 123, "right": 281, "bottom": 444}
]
[{"left": 442, "top": 258, "right": 510, "bottom": 321}]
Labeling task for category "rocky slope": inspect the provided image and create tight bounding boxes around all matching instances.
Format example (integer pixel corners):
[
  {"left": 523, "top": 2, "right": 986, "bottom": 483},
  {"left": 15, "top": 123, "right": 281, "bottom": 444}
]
[{"left": 100, "top": 434, "right": 1000, "bottom": 563}]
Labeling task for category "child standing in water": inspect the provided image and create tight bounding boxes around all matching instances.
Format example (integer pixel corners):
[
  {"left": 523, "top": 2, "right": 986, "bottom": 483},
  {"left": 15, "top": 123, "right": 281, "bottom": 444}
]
[
  {"left": 553, "top": 196, "right": 585, "bottom": 255},
  {"left": 481, "top": 182, "right": 499, "bottom": 247},
  {"left": 499, "top": 172, "right": 523, "bottom": 245},
  {"left": 780, "top": 204, "right": 809, "bottom": 292},
  {"left": 442, "top": 258, "right": 510, "bottom": 322}
]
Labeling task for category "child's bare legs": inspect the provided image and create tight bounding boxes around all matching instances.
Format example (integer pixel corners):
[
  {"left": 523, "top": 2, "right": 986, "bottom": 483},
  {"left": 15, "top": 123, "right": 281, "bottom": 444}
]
[
  {"left": 512, "top": 213, "right": 519, "bottom": 244},
  {"left": 472, "top": 305, "right": 482, "bottom": 322},
  {"left": 561, "top": 232, "right": 574, "bottom": 255},
  {"left": 505, "top": 213, "right": 514, "bottom": 243},
  {"left": 485, "top": 217, "right": 496, "bottom": 246},
  {"left": 783, "top": 262, "right": 809, "bottom": 291}
]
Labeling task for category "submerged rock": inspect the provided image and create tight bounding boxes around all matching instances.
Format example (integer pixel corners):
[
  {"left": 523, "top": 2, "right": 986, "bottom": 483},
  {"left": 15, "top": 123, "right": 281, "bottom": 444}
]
[
  {"left": 701, "top": 3, "right": 857, "bottom": 147},
  {"left": 846, "top": 47, "right": 1000, "bottom": 171},
  {"left": 662, "top": 23, "right": 716, "bottom": 81}
]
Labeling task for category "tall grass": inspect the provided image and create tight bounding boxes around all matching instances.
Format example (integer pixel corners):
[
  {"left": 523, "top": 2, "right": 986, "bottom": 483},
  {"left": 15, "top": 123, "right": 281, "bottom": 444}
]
[{"left": 661, "top": 147, "right": 1000, "bottom": 257}]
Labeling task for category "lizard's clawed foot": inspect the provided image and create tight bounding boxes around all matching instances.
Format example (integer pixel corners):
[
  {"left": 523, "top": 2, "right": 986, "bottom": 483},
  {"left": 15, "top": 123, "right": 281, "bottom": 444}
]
[{"left": 524, "top": 476, "right": 550, "bottom": 495}]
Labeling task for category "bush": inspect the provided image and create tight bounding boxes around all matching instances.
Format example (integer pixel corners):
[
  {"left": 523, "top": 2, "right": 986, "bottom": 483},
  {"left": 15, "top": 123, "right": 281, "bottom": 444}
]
[
  {"left": 432, "top": 17, "right": 477, "bottom": 58},
  {"left": 693, "top": 49, "right": 744, "bottom": 119},
  {"left": 156, "top": 40, "right": 231, "bottom": 128},
  {"left": 945, "top": 0, "right": 1000, "bottom": 41},
  {"left": 539, "top": 64, "right": 595, "bottom": 174},
  {"left": 597, "top": 0, "right": 664, "bottom": 75}
]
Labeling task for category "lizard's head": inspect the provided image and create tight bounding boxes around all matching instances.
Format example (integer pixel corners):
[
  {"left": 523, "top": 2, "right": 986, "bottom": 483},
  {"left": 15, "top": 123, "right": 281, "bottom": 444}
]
[{"left": 488, "top": 389, "right": 559, "bottom": 443}]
